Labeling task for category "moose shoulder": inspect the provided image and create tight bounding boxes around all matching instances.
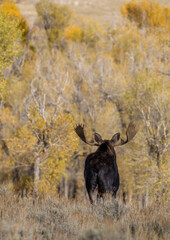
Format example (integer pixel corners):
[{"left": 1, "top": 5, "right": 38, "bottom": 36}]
[{"left": 75, "top": 123, "right": 137, "bottom": 204}]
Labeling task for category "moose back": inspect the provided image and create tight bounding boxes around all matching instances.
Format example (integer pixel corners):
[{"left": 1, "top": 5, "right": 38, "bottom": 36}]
[{"left": 75, "top": 123, "right": 137, "bottom": 204}]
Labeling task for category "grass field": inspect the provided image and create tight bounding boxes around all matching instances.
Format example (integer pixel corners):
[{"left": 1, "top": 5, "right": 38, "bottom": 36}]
[{"left": 0, "top": 187, "right": 169, "bottom": 240}]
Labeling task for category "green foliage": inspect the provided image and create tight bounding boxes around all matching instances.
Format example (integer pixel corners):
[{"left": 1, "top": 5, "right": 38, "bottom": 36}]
[{"left": 36, "top": 0, "right": 72, "bottom": 47}]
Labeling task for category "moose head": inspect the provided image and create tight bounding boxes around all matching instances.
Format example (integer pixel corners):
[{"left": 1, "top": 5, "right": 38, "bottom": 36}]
[{"left": 75, "top": 122, "right": 136, "bottom": 147}]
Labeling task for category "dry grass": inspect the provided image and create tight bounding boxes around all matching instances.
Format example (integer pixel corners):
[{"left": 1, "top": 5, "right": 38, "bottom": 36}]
[{"left": 0, "top": 185, "right": 169, "bottom": 240}]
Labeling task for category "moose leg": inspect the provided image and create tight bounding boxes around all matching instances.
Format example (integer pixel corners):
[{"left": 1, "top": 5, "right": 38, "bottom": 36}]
[
  {"left": 86, "top": 180, "right": 98, "bottom": 204},
  {"left": 112, "top": 186, "right": 118, "bottom": 199},
  {"left": 85, "top": 170, "right": 98, "bottom": 204},
  {"left": 87, "top": 190, "right": 95, "bottom": 204},
  {"left": 97, "top": 192, "right": 104, "bottom": 203},
  {"left": 97, "top": 173, "right": 107, "bottom": 203},
  {"left": 112, "top": 192, "right": 116, "bottom": 198}
]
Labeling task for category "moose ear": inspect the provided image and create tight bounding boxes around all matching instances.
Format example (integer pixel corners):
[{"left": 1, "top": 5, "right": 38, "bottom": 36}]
[
  {"left": 94, "top": 133, "right": 102, "bottom": 144},
  {"left": 111, "top": 133, "right": 120, "bottom": 145}
]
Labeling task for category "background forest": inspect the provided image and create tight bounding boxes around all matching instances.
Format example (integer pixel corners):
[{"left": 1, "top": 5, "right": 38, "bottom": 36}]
[{"left": 0, "top": 0, "right": 169, "bottom": 239}]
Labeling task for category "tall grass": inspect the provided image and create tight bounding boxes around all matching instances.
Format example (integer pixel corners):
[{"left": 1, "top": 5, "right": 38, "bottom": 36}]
[{"left": 0, "top": 185, "right": 169, "bottom": 240}]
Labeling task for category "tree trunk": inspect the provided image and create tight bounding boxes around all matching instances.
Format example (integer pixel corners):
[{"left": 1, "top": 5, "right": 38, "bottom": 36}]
[
  {"left": 34, "top": 156, "right": 40, "bottom": 197},
  {"left": 64, "top": 177, "right": 69, "bottom": 199},
  {"left": 145, "top": 185, "right": 149, "bottom": 207}
]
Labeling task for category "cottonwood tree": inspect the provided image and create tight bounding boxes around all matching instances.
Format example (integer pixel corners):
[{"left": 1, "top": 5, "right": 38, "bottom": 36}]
[
  {"left": 137, "top": 86, "right": 169, "bottom": 201},
  {"left": 0, "top": 2, "right": 25, "bottom": 101},
  {"left": 36, "top": 0, "right": 72, "bottom": 48},
  {"left": 0, "top": 34, "right": 78, "bottom": 196}
]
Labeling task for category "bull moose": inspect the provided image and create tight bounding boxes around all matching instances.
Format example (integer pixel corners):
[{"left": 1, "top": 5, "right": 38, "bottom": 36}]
[{"left": 75, "top": 123, "right": 137, "bottom": 204}]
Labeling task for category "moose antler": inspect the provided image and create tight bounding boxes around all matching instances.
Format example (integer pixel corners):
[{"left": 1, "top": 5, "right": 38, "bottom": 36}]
[
  {"left": 74, "top": 124, "right": 98, "bottom": 146},
  {"left": 115, "top": 122, "right": 137, "bottom": 146}
]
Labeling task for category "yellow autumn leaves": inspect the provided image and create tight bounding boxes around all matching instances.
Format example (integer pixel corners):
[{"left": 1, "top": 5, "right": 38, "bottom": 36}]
[
  {"left": 121, "top": 0, "right": 170, "bottom": 28},
  {"left": 0, "top": 0, "right": 169, "bottom": 200}
]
